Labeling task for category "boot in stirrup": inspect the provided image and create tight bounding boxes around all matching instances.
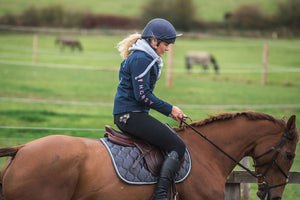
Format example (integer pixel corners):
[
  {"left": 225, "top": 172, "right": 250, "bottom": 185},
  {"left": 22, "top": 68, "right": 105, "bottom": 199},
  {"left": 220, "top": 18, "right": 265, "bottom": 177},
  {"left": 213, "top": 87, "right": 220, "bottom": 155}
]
[{"left": 151, "top": 151, "right": 180, "bottom": 200}]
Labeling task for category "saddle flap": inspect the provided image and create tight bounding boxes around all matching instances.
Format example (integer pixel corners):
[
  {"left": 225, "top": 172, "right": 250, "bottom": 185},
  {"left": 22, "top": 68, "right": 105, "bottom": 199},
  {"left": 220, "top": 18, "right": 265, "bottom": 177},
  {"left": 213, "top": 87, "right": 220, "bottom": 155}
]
[{"left": 134, "top": 141, "right": 166, "bottom": 176}]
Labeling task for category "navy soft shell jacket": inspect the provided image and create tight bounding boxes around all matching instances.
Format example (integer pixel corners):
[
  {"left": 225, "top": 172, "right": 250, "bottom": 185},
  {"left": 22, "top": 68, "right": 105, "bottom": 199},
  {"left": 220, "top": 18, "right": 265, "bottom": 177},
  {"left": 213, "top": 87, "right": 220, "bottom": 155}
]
[{"left": 113, "top": 51, "right": 172, "bottom": 116}]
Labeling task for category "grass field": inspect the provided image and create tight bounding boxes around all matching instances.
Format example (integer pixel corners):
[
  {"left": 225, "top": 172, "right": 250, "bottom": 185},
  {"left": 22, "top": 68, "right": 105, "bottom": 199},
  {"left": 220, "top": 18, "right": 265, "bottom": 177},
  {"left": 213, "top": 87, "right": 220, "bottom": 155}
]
[
  {"left": 0, "top": 0, "right": 286, "bottom": 21},
  {"left": 0, "top": 32, "right": 299, "bottom": 199}
]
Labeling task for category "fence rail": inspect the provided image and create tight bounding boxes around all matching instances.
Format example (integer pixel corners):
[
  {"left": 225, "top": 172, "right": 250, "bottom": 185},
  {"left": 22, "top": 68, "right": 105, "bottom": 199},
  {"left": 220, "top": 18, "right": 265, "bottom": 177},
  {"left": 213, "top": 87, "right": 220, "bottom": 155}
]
[{"left": 225, "top": 170, "right": 300, "bottom": 200}]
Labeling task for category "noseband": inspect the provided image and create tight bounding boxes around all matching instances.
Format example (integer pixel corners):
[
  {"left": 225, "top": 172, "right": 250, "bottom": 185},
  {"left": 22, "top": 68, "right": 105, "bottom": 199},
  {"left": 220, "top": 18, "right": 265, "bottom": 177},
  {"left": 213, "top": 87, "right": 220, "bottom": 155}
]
[
  {"left": 253, "top": 129, "right": 293, "bottom": 193},
  {"left": 180, "top": 118, "right": 293, "bottom": 196}
]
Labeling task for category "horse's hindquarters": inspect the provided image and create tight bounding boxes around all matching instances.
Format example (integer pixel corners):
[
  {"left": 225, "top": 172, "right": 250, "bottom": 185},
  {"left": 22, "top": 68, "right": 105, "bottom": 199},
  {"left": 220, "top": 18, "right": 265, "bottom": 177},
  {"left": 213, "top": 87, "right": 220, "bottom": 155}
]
[
  {"left": 2, "top": 135, "right": 86, "bottom": 200},
  {"left": 72, "top": 138, "right": 156, "bottom": 200}
]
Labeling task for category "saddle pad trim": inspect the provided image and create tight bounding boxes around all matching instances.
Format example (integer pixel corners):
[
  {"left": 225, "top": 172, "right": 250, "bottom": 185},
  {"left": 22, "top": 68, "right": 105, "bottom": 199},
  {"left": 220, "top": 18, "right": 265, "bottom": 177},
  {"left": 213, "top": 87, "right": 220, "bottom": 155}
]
[{"left": 100, "top": 138, "right": 192, "bottom": 185}]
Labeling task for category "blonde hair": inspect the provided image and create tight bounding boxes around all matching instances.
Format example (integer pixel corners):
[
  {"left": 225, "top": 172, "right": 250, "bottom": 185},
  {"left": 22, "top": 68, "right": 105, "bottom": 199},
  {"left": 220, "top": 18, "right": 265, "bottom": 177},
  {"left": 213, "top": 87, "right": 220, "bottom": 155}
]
[{"left": 117, "top": 33, "right": 142, "bottom": 59}]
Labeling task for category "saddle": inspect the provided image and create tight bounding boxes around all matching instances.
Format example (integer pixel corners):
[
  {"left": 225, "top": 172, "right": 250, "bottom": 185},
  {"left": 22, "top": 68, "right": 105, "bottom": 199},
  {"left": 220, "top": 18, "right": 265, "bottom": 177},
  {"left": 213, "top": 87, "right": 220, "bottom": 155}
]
[{"left": 104, "top": 125, "right": 166, "bottom": 176}]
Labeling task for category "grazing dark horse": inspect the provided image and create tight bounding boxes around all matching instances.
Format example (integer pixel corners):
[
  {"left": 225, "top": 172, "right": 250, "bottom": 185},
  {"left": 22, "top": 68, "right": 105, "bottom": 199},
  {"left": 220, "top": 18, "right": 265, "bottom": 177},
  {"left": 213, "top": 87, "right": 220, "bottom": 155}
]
[
  {"left": 55, "top": 37, "right": 83, "bottom": 51},
  {"left": 0, "top": 111, "right": 298, "bottom": 200},
  {"left": 186, "top": 51, "right": 219, "bottom": 74}
]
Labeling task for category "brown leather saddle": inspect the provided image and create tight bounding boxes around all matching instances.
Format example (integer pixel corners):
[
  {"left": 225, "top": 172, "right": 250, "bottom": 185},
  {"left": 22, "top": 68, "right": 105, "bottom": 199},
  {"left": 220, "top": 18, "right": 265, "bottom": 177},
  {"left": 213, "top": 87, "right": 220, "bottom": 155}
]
[{"left": 105, "top": 125, "right": 166, "bottom": 176}]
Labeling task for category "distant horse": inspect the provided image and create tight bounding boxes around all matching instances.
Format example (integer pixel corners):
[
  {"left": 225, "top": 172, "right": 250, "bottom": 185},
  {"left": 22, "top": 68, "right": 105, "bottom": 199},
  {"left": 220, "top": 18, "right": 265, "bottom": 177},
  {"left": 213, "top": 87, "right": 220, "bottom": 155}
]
[
  {"left": 55, "top": 37, "right": 83, "bottom": 51},
  {"left": 0, "top": 111, "right": 298, "bottom": 200},
  {"left": 186, "top": 51, "right": 219, "bottom": 74}
]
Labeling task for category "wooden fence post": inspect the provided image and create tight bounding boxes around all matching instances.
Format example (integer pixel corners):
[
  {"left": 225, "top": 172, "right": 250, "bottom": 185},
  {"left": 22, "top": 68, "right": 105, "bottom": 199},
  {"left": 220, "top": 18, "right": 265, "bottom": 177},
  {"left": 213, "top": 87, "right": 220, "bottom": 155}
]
[
  {"left": 32, "top": 34, "right": 39, "bottom": 64},
  {"left": 225, "top": 183, "right": 241, "bottom": 200},
  {"left": 166, "top": 44, "right": 174, "bottom": 88},
  {"left": 241, "top": 157, "right": 250, "bottom": 199},
  {"left": 262, "top": 44, "right": 268, "bottom": 85}
]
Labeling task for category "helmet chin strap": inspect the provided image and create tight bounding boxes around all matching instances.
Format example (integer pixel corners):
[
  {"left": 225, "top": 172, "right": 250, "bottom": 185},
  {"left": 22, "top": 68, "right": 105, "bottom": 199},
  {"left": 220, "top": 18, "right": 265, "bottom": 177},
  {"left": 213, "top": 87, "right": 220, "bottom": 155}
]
[
  {"left": 156, "top": 39, "right": 162, "bottom": 48},
  {"left": 145, "top": 38, "right": 161, "bottom": 53}
]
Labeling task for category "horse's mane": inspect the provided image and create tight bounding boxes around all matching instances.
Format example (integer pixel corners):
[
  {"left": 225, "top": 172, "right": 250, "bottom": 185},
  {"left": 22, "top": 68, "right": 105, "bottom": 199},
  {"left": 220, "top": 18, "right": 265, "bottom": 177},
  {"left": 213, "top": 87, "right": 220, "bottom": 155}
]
[{"left": 174, "top": 111, "right": 284, "bottom": 132}]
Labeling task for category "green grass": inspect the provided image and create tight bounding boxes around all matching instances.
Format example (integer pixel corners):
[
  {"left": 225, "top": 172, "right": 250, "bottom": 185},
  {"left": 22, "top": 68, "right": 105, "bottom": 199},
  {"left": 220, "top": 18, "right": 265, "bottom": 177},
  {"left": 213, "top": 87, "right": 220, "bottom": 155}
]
[
  {"left": 0, "top": 33, "right": 299, "bottom": 130},
  {"left": 0, "top": 0, "right": 287, "bottom": 21},
  {"left": 0, "top": 32, "right": 299, "bottom": 199}
]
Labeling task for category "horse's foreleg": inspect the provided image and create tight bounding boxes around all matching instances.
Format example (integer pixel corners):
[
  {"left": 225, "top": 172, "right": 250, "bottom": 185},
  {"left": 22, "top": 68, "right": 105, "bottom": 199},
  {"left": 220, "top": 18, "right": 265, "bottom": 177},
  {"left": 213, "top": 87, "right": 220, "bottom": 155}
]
[
  {"left": 202, "top": 64, "right": 208, "bottom": 71},
  {"left": 214, "top": 64, "right": 219, "bottom": 74},
  {"left": 185, "top": 57, "right": 192, "bottom": 72},
  {"left": 210, "top": 56, "right": 219, "bottom": 74},
  {"left": 78, "top": 43, "right": 83, "bottom": 51}
]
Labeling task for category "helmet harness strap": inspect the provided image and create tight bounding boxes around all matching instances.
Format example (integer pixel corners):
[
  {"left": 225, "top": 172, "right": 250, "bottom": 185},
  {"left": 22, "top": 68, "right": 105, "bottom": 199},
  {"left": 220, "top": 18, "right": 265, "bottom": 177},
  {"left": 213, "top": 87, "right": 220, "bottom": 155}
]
[{"left": 156, "top": 39, "right": 162, "bottom": 48}]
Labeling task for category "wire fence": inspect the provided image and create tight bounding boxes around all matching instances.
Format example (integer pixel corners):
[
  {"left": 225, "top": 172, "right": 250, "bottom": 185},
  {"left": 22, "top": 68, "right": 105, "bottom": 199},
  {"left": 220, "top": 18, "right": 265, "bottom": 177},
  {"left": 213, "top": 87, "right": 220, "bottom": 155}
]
[{"left": 1, "top": 27, "right": 299, "bottom": 149}]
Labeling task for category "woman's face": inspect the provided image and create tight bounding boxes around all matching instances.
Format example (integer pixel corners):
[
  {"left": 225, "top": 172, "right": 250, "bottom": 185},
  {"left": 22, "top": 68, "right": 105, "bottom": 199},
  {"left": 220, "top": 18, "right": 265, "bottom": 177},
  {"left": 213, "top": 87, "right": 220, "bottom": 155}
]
[{"left": 151, "top": 39, "right": 170, "bottom": 57}]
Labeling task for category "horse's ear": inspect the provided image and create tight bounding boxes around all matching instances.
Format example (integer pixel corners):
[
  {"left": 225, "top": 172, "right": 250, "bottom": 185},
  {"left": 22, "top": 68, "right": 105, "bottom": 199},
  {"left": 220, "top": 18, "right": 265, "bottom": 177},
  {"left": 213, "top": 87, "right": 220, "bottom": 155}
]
[
  {"left": 282, "top": 116, "right": 287, "bottom": 123},
  {"left": 287, "top": 115, "right": 296, "bottom": 137}
]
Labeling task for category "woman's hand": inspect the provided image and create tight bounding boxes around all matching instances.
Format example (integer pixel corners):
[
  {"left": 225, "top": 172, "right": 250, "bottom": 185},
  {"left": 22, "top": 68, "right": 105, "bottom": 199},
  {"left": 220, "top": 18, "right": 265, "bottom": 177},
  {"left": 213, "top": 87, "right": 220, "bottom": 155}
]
[{"left": 171, "top": 106, "right": 187, "bottom": 123}]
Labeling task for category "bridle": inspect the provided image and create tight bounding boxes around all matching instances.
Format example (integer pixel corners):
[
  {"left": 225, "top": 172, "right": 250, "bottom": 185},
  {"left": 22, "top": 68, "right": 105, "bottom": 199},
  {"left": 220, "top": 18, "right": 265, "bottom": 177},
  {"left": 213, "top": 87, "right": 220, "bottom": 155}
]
[
  {"left": 253, "top": 129, "right": 293, "bottom": 193},
  {"left": 180, "top": 118, "right": 293, "bottom": 196}
]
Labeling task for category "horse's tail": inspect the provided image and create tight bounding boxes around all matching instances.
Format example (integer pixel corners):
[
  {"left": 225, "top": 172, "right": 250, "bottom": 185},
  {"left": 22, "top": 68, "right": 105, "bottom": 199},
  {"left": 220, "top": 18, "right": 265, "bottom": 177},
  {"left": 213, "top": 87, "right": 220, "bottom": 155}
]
[{"left": 0, "top": 145, "right": 25, "bottom": 157}]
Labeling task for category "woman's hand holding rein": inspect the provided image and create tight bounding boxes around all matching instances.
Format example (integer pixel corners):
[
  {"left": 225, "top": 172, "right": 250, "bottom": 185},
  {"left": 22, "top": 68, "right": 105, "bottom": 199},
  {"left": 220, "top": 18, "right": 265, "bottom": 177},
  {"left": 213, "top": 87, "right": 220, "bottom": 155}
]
[{"left": 171, "top": 106, "right": 187, "bottom": 123}]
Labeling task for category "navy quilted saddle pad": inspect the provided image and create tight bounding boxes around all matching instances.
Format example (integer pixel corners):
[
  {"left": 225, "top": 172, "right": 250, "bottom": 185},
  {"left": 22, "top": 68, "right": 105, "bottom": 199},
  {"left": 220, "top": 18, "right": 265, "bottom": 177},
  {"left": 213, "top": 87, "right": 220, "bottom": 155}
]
[{"left": 100, "top": 137, "right": 192, "bottom": 185}]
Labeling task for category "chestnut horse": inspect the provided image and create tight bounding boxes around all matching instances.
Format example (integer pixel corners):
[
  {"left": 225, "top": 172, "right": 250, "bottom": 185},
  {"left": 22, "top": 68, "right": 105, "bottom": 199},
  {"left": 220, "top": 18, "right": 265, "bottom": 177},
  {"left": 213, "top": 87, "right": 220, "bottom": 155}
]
[{"left": 0, "top": 112, "right": 298, "bottom": 200}]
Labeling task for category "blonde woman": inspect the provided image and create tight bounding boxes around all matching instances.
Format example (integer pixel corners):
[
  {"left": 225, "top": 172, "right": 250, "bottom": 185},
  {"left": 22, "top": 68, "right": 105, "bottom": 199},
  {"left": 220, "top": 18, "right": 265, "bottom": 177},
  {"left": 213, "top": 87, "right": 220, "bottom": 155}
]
[{"left": 113, "top": 18, "right": 187, "bottom": 200}]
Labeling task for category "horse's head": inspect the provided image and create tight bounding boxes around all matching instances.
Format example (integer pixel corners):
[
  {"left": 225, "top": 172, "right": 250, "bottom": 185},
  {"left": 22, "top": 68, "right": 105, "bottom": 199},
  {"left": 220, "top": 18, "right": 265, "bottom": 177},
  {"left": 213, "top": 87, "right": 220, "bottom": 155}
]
[{"left": 253, "top": 115, "right": 299, "bottom": 200}]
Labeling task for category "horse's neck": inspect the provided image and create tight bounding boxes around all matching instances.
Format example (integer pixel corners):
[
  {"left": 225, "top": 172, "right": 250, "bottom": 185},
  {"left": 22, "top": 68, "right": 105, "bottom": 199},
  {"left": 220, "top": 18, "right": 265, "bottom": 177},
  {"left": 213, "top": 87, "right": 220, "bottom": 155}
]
[{"left": 183, "top": 120, "right": 273, "bottom": 177}]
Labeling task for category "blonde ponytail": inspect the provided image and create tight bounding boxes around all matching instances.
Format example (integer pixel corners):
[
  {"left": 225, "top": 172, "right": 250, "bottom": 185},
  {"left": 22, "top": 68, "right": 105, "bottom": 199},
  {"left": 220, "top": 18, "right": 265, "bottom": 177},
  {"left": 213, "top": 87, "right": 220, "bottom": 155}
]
[{"left": 117, "top": 33, "right": 142, "bottom": 59}]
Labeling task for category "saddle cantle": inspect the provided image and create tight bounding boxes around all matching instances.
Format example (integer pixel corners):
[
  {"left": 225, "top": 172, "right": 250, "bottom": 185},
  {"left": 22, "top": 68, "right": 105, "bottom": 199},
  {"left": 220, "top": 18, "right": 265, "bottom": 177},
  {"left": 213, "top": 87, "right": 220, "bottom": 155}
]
[{"left": 105, "top": 125, "right": 165, "bottom": 176}]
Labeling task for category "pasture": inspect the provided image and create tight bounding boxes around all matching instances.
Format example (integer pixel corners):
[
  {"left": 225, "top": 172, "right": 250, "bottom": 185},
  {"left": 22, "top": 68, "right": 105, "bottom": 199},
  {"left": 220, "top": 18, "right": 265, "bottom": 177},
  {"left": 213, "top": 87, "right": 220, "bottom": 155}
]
[
  {"left": 0, "top": 0, "right": 285, "bottom": 21},
  {"left": 0, "top": 32, "right": 299, "bottom": 199}
]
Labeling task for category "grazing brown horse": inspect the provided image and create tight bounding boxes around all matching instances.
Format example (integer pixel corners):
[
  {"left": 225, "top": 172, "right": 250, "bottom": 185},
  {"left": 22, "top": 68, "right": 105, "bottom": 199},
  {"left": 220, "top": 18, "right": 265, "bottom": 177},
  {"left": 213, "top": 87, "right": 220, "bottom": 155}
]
[
  {"left": 0, "top": 111, "right": 298, "bottom": 200},
  {"left": 55, "top": 37, "right": 83, "bottom": 51}
]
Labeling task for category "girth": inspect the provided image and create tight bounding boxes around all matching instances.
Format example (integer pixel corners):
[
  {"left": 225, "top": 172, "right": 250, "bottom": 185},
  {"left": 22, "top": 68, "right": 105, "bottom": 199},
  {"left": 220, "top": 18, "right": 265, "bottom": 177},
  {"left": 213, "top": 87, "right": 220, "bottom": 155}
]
[{"left": 105, "top": 125, "right": 166, "bottom": 176}]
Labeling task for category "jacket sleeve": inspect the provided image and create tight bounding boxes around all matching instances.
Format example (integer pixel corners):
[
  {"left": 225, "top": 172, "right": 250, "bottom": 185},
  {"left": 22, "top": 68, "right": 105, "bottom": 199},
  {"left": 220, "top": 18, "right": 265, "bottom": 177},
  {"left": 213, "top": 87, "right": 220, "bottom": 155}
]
[{"left": 130, "top": 57, "right": 173, "bottom": 116}]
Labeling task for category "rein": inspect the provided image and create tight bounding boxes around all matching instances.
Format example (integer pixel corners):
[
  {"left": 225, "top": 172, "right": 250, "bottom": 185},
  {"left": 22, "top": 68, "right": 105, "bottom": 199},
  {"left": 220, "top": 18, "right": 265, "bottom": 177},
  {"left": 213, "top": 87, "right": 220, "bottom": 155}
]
[
  {"left": 180, "top": 117, "right": 292, "bottom": 193},
  {"left": 180, "top": 118, "right": 257, "bottom": 178}
]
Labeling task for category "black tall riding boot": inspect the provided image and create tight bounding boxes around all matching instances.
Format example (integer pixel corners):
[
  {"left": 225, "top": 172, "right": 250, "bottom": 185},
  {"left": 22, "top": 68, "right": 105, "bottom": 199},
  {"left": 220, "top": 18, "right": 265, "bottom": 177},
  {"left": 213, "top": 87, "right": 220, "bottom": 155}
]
[{"left": 151, "top": 151, "right": 180, "bottom": 200}]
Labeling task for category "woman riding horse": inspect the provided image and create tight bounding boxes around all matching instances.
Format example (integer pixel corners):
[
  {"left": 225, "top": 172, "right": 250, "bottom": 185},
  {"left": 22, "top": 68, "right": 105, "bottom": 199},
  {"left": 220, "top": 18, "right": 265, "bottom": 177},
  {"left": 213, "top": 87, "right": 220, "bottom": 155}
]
[
  {"left": 0, "top": 111, "right": 298, "bottom": 200},
  {"left": 113, "top": 18, "right": 187, "bottom": 200}
]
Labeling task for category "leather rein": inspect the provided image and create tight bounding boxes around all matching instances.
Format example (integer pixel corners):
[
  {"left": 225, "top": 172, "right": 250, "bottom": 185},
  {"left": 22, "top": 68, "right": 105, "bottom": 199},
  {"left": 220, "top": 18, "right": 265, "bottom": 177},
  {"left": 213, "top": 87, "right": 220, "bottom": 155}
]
[{"left": 179, "top": 117, "right": 293, "bottom": 192}]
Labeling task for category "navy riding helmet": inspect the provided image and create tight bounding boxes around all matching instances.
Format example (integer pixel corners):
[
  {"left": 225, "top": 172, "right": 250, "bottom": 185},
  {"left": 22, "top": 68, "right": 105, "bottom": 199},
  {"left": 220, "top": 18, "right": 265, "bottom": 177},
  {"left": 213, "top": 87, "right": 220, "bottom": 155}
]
[{"left": 141, "top": 18, "right": 182, "bottom": 44}]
